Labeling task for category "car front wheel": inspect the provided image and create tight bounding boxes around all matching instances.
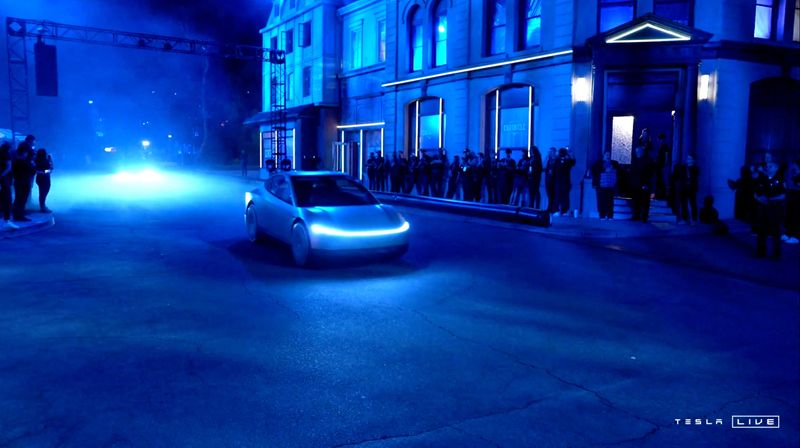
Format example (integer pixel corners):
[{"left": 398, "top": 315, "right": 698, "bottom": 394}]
[
  {"left": 246, "top": 204, "right": 263, "bottom": 242},
  {"left": 291, "top": 222, "right": 313, "bottom": 267}
]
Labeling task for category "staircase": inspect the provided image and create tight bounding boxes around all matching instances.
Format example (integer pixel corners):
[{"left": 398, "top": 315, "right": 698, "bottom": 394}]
[{"left": 613, "top": 197, "right": 675, "bottom": 223}]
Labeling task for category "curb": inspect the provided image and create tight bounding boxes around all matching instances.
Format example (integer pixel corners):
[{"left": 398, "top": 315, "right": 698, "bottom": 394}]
[
  {"left": 0, "top": 215, "right": 55, "bottom": 239},
  {"left": 373, "top": 192, "right": 551, "bottom": 228}
]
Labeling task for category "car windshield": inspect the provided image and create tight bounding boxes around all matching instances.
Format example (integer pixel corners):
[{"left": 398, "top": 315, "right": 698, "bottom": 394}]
[{"left": 291, "top": 175, "right": 378, "bottom": 207}]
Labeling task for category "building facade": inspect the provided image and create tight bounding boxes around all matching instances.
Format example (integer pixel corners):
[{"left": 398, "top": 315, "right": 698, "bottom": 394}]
[{"left": 252, "top": 0, "right": 800, "bottom": 218}]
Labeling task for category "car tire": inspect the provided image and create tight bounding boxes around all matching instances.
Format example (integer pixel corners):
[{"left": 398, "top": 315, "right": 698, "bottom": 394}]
[
  {"left": 246, "top": 204, "right": 265, "bottom": 242},
  {"left": 291, "top": 222, "right": 313, "bottom": 267}
]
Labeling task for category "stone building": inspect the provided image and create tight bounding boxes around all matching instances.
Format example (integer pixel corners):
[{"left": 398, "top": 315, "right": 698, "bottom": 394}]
[{"left": 249, "top": 0, "right": 800, "bottom": 217}]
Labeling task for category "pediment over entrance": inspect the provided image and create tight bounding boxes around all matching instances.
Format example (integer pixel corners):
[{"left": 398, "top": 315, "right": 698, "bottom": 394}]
[{"left": 589, "top": 13, "right": 712, "bottom": 46}]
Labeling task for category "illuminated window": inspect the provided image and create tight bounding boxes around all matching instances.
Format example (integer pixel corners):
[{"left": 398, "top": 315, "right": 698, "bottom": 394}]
[
  {"left": 754, "top": 0, "right": 775, "bottom": 39},
  {"left": 486, "top": 85, "right": 534, "bottom": 156},
  {"left": 488, "top": 0, "right": 506, "bottom": 55},
  {"left": 433, "top": 0, "right": 447, "bottom": 67},
  {"left": 599, "top": 0, "right": 635, "bottom": 32},
  {"left": 794, "top": 0, "right": 799, "bottom": 42},
  {"left": 520, "top": 0, "right": 542, "bottom": 48},
  {"left": 287, "top": 72, "right": 294, "bottom": 101},
  {"left": 409, "top": 7, "right": 423, "bottom": 71},
  {"left": 378, "top": 19, "right": 386, "bottom": 62},
  {"left": 349, "top": 24, "right": 362, "bottom": 69},
  {"left": 408, "top": 98, "right": 445, "bottom": 155},
  {"left": 285, "top": 29, "right": 294, "bottom": 53},
  {"left": 654, "top": 0, "right": 692, "bottom": 26}
]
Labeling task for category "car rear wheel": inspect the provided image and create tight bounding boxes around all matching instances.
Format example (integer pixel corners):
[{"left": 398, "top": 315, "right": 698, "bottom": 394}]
[
  {"left": 246, "top": 204, "right": 263, "bottom": 242},
  {"left": 291, "top": 222, "right": 313, "bottom": 267}
]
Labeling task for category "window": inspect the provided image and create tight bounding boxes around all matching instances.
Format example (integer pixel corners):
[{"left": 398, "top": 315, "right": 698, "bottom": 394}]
[
  {"left": 794, "top": 0, "right": 799, "bottom": 42},
  {"left": 285, "top": 29, "right": 294, "bottom": 53},
  {"left": 301, "top": 21, "right": 311, "bottom": 47},
  {"left": 754, "top": 0, "right": 775, "bottom": 39},
  {"left": 433, "top": 1, "right": 447, "bottom": 67},
  {"left": 291, "top": 176, "right": 378, "bottom": 207},
  {"left": 268, "top": 176, "right": 292, "bottom": 204},
  {"left": 270, "top": 36, "right": 278, "bottom": 50},
  {"left": 287, "top": 72, "right": 294, "bottom": 102},
  {"left": 520, "top": 0, "right": 542, "bottom": 48},
  {"left": 409, "top": 7, "right": 423, "bottom": 71},
  {"left": 488, "top": 0, "right": 506, "bottom": 55},
  {"left": 408, "top": 98, "right": 445, "bottom": 155},
  {"left": 302, "top": 66, "right": 311, "bottom": 97},
  {"left": 349, "top": 24, "right": 363, "bottom": 69},
  {"left": 598, "top": 0, "right": 635, "bottom": 32},
  {"left": 378, "top": 19, "right": 386, "bottom": 62},
  {"left": 486, "top": 85, "right": 533, "bottom": 157},
  {"left": 653, "top": 0, "right": 692, "bottom": 26}
]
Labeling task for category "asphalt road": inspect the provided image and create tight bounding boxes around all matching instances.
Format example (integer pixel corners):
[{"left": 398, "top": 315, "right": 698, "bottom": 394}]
[{"left": 0, "top": 170, "right": 798, "bottom": 448}]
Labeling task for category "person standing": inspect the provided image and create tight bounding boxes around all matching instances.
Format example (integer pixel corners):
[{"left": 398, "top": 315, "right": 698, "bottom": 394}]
[
  {"left": 511, "top": 153, "right": 530, "bottom": 206},
  {"left": 366, "top": 153, "right": 377, "bottom": 190},
  {"left": 553, "top": 147, "right": 576, "bottom": 216},
  {"left": 446, "top": 155, "right": 461, "bottom": 199},
  {"left": 673, "top": 155, "right": 700, "bottom": 224},
  {"left": 34, "top": 149, "right": 53, "bottom": 213},
  {"left": 783, "top": 159, "right": 800, "bottom": 244},
  {"left": 754, "top": 161, "right": 786, "bottom": 259},
  {"left": 0, "top": 142, "right": 17, "bottom": 229},
  {"left": 12, "top": 137, "right": 36, "bottom": 222},
  {"left": 544, "top": 147, "right": 557, "bottom": 213},
  {"left": 528, "top": 146, "right": 543, "bottom": 209},
  {"left": 376, "top": 154, "right": 387, "bottom": 192},
  {"left": 592, "top": 151, "right": 619, "bottom": 220},
  {"left": 429, "top": 151, "right": 445, "bottom": 197},
  {"left": 630, "top": 146, "right": 655, "bottom": 223}
]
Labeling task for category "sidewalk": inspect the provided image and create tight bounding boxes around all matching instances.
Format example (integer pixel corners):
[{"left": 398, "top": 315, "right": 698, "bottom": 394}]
[
  {"left": 0, "top": 212, "right": 55, "bottom": 239},
  {"left": 208, "top": 167, "right": 748, "bottom": 240}
]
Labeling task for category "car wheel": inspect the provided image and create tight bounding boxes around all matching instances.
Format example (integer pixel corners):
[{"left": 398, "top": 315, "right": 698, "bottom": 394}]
[
  {"left": 291, "top": 222, "right": 313, "bottom": 267},
  {"left": 246, "top": 204, "right": 264, "bottom": 242}
]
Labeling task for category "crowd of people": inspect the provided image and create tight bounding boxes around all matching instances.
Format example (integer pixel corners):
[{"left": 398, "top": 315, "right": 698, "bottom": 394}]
[
  {"left": 363, "top": 146, "right": 578, "bottom": 215},
  {"left": 1, "top": 135, "right": 54, "bottom": 230}
]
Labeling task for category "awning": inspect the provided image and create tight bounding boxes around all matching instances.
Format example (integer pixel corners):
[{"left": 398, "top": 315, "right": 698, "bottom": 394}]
[{"left": 243, "top": 104, "right": 322, "bottom": 126}]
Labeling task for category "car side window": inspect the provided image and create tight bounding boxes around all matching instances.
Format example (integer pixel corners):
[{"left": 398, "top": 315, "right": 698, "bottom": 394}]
[{"left": 271, "top": 177, "right": 292, "bottom": 204}]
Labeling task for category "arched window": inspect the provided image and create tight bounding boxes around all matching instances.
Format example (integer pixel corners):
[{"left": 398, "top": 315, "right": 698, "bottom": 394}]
[
  {"left": 520, "top": 0, "right": 542, "bottom": 49},
  {"left": 408, "top": 97, "right": 445, "bottom": 156},
  {"left": 488, "top": 0, "right": 506, "bottom": 54},
  {"left": 433, "top": 0, "right": 447, "bottom": 67},
  {"left": 486, "top": 85, "right": 533, "bottom": 157},
  {"left": 409, "top": 6, "right": 423, "bottom": 71}
]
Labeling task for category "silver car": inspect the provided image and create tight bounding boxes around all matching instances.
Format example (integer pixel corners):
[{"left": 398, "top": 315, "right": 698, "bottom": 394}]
[{"left": 245, "top": 171, "right": 410, "bottom": 266}]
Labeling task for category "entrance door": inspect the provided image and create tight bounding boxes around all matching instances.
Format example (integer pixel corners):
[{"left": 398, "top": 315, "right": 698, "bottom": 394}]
[{"left": 331, "top": 142, "right": 360, "bottom": 179}]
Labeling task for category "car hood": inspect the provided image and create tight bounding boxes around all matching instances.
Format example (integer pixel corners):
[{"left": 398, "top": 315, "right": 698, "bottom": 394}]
[{"left": 301, "top": 205, "right": 403, "bottom": 230}]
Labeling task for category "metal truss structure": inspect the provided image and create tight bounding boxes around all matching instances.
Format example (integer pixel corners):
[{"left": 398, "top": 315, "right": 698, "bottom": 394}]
[{"left": 5, "top": 17, "right": 286, "bottom": 158}]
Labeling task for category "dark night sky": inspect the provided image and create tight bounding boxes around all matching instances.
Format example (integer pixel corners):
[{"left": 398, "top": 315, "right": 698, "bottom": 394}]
[{"left": 0, "top": 0, "right": 273, "bottom": 164}]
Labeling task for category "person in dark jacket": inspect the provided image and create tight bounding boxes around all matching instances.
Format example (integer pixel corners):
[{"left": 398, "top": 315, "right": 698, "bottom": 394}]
[
  {"left": 544, "top": 147, "right": 557, "bottom": 213},
  {"left": 376, "top": 154, "right": 387, "bottom": 192},
  {"left": 728, "top": 164, "right": 757, "bottom": 224},
  {"left": 673, "top": 154, "right": 700, "bottom": 224},
  {"left": 630, "top": 146, "right": 655, "bottom": 223},
  {"left": 34, "top": 148, "right": 53, "bottom": 213},
  {"left": 754, "top": 161, "right": 786, "bottom": 259},
  {"left": 429, "top": 151, "right": 445, "bottom": 197},
  {"left": 446, "top": 155, "right": 461, "bottom": 199},
  {"left": 591, "top": 151, "right": 619, "bottom": 220},
  {"left": 12, "top": 136, "right": 36, "bottom": 222},
  {"left": 553, "top": 147, "right": 576, "bottom": 216},
  {"left": 528, "top": 146, "right": 543, "bottom": 209},
  {"left": 0, "top": 142, "right": 16, "bottom": 229},
  {"left": 366, "top": 153, "right": 377, "bottom": 190},
  {"left": 511, "top": 153, "right": 530, "bottom": 206}
]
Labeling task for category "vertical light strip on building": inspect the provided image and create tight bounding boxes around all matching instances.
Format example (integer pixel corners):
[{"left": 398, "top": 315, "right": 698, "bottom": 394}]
[
  {"left": 340, "top": 130, "right": 345, "bottom": 173},
  {"left": 380, "top": 127, "right": 384, "bottom": 156},
  {"left": 359, "top": 129, "right": 364, "bottom": 180},
  {"left": 494, "top": 90, "right": 500, "bottom": 158},
  {"left": 259, "top": 131, "right": 264, "bottom": 168},
  {"left": 415, "top": 100, "right": 420, "bottom": 156},
  {"left": 292, "top": 129, "right": 296, "bottom": 170},
  {"left": 438, "top": 97, "right": 444, "bottom": 149},
  {"left": 527, "top": 86, "right": 533, "bottom": 157}
]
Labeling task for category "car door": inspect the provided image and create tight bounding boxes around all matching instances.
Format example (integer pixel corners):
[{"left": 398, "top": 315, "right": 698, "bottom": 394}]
[{"left": 262, "top": 174, "right": 297, "bottom": 242}]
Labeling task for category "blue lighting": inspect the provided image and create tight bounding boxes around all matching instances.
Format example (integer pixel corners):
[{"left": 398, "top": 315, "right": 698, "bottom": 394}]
[
  {"left": 310, "top": 221, "right": 409, "bottom": 237},
  {"left": 438, "top": 25, "right": 446, "bottom": 33}
]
